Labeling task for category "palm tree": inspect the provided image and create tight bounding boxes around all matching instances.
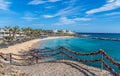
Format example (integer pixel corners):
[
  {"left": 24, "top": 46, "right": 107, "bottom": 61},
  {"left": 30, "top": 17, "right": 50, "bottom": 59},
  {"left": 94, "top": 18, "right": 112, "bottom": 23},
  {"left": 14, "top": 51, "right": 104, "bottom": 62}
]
[
  {"left": 57, "top": 30, "right": 63, "bottom": 33},
  {"left": 12, "top": 26, "right": 19, "bottom": 39},
  {"left": 22, "top": 27, "right": 33, "bottom": 37},
  {"left": 4, "top": 26, "right": 12, "bottom": 37}
]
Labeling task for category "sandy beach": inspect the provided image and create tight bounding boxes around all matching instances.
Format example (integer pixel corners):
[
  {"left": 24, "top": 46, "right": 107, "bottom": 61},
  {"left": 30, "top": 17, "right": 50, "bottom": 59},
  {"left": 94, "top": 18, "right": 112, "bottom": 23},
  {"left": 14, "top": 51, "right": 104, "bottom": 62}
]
[
  {"left": 0, "top": 36, "right": 72, "bottom": 54},
  {"left": 0, "top": 36, "right": 113, "bottom": 76}
]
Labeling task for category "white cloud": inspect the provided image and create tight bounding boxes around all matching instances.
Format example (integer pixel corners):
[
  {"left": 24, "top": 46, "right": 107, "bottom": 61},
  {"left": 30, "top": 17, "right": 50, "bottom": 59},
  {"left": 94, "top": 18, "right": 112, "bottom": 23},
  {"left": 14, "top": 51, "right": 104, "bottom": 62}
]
[
  {"left": 43, "top": 7, "right": 79, "bottom": 18},
  {"left": 73, "top": 18, "right": 91, "bottom": 21},
  {"left": 105, "top": 12, "right": 120, "bottom": 15},
  {"left": 59, "top": 17, "right": 75, "bottom": 25},
  {"left": 107, "top": 0, "right": 115, "bottom": 3},
  {"left": 22, "top": 17, "right": 39, "bottom": 21},
  {"left": 28, "top": 0, "right": 60, "bottom": 5},
  {"left": 28, "top": 0, "right": 46, "bottom": 5},
  {"left": 21, "top": 12, "right": 39, "bottom": 21},
  {"left": 48, "top": 0, "right": 60, "bottom": 2},
  {"left": 43, "top": 15, "right": 54, "bottom": 18},
  {"left": 0, "top": 0, "right": 11, "bottom": 10},
  {"left": 55, "top": 17, "right": 91, "bottom": 25},
  {"left": 86, "top": 0, "right": 120, "bottom": 14},
  {"left": 43, "top": 0, "right": 79, "bottom": 18}
]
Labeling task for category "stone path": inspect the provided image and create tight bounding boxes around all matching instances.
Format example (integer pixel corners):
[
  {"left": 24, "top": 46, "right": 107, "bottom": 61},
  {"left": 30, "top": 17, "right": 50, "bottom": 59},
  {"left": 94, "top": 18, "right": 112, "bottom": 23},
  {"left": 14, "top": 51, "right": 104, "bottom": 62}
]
[{"left": 15, "top": 60, "right": 112, "bottom": 76}]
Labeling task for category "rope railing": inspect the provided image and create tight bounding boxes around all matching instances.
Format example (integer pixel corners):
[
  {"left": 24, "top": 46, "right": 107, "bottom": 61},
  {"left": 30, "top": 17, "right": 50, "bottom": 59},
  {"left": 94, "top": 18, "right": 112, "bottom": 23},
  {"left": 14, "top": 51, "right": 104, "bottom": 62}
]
[
  {"left": 0, "top": 54, "right": 7, "bottom": 61},
  {"left": 62, "top": 46, "right": 101, "bottom": 56},
  {"left": 11, "top": 53, "right": 31, "bottom": 56},
  {"left": 100, "top": 49, "right": 120, "bottom": 66},
  {"left": 12, "top": 57, "right": 32, "bottom": 61},
  {"left": 0, "top": 46, "right": 120, "bottom": 76},
  {"left": 63, "top": 51, "right": 101, "bottom": 62},
  {"left": 8, "top": 51, "right": 62, "bottom": 64},
  {"left": 0, "top": 53, "right": 7, "bottom": 60},
  {"left": 10, "top": 47, "right": 61, "bottom": 57},
  {"left": 36, "top": 51, "right": 62, "bottom": 59},
  {"left": 61, "top": 46, "right": 120, "bottom": 66},
  {"left": 61, "top": 46, "right": 120, "bottom": 76},
  {"left": 100, "top": 59, "right": 118, "bottom": 76}
]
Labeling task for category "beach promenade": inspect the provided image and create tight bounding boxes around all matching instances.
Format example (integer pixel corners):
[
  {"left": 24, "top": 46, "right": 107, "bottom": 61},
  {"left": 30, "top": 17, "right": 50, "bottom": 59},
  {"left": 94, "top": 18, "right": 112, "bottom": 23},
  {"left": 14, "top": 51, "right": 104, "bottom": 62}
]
[
  {"left": 16, "top": 60, "right": 111, "bottom": 76},
  {"left": 0, "top": 36, "right": 116, "bottom": 76}
]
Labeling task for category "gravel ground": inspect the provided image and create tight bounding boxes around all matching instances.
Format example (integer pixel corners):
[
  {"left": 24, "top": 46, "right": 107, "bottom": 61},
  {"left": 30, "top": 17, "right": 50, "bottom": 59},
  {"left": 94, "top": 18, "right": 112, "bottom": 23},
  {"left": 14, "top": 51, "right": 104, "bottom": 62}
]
[{"left": 15, "top": 60, "right": 112, "bottom": 76}]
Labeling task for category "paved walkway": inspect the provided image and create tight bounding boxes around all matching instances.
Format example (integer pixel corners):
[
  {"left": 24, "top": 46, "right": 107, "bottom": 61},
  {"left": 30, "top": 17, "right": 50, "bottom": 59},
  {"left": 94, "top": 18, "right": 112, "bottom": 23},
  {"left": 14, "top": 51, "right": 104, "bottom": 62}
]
[{"left": 15, "top": 60, "right": 112, "bottom": 76}]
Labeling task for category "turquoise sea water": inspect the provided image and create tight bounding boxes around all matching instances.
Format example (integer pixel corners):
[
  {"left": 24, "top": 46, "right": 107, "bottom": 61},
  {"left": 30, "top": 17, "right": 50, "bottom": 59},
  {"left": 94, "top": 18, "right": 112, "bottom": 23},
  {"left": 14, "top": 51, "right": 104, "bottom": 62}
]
[{"left": 36, "top": 33, "right": 120, "bottom": 71}]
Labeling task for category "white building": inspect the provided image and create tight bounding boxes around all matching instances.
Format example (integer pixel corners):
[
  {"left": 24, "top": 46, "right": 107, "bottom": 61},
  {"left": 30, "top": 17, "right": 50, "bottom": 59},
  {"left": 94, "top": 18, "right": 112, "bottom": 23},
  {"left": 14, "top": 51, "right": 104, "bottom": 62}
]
[
  {"left": 0, "top": 29, "right": 25, "bottom": 39},
  {"left": 53, "top": 29, "right": 58, "bottom": 33},
  {"left": 0, "top": 29, "right": 10, "bottom": 39},
  {"left": 53, "top": 29, "right": 75, "bottom": 34},
  {"left": 67, "top": 30, "right": 75, "bottom": 34}
]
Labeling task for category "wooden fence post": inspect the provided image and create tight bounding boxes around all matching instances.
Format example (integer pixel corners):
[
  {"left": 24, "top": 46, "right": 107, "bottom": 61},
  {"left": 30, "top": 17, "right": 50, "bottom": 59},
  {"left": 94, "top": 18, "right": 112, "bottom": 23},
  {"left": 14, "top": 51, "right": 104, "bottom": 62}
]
[
  {"left": 61, "top": 46, "right": 64, "bottom": 62},
  {"left": 10, "top": 53, "right": 12, "bottom": 64},
  {"left": 117, "top": 67, "right": 120, "bottom": 76},
  {"left": 36, "top": 57, "right": 38, "bottom": 63},
  {"left": 116, "top": 73, "right": 120, "bottom": 76},
  {"left": 100, "top": 49, "right": 103, "bottom": 72}
]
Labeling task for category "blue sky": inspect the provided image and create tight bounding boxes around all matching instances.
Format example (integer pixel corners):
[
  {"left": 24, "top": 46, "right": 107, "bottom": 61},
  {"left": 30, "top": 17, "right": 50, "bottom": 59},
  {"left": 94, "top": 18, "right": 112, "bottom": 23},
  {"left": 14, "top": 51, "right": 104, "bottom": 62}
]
[{"left": 0, "top": 0, "right": 120, "bottom": 33}]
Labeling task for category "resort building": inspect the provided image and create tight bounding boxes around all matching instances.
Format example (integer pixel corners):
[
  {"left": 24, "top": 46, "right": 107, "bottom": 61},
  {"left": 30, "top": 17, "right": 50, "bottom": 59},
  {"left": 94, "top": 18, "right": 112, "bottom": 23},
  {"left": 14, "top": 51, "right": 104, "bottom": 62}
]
[
  {"left": 53, "top": 29, "right": 75, "bottom": 34},
  {"left": 53, "top": 29, "right": 58, "bottom": 33},
  {"left": 0, "top": 29, "right": 10, "bottom": 39},
  {"left": 0, "top": 29, "right": 25, "bottom": 39}
]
